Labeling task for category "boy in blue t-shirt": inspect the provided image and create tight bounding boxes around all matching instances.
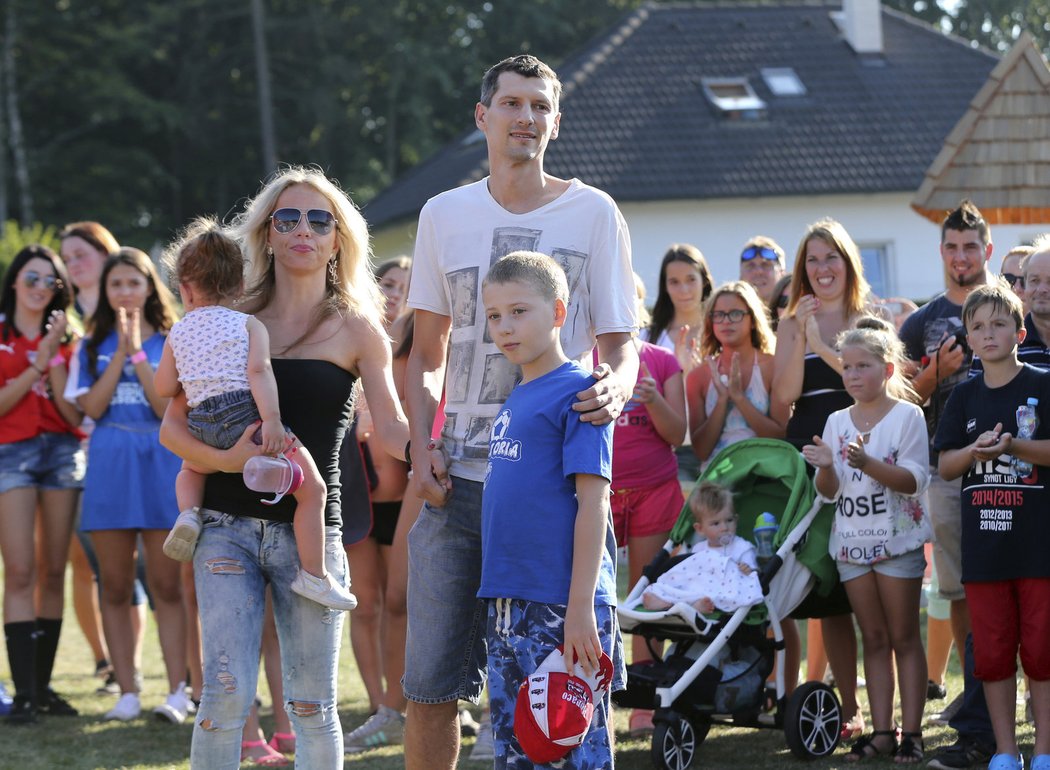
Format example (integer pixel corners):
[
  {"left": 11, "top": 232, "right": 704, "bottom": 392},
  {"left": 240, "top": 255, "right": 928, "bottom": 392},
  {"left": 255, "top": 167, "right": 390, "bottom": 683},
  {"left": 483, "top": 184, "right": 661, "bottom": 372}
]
[
  {"left": 934, "top": 282, "right": 1050, "bottom": 770},
  {"left": 479, "top": 250, "right": 623, "bottom": 769}
]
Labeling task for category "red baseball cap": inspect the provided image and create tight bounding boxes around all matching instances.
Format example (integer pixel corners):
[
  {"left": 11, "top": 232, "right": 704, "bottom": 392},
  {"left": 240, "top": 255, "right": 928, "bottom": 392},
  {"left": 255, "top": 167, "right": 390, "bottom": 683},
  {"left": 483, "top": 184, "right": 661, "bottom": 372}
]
[{"left": 513, "top": 646, "right": 613, "bottom": 764}]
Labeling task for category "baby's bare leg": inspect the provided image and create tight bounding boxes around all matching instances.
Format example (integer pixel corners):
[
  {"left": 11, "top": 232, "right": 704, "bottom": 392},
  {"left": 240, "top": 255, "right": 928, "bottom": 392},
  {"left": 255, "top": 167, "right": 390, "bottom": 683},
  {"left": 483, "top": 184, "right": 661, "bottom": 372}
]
[
  {"left": 175, "top": 463, "right": 209, "bottom": 514},
  {"left": 288, "top": 444, "right": 327, "bottom": 578},
  {"left": 642, "top": 592, "right": 673, "bottom": 611}
]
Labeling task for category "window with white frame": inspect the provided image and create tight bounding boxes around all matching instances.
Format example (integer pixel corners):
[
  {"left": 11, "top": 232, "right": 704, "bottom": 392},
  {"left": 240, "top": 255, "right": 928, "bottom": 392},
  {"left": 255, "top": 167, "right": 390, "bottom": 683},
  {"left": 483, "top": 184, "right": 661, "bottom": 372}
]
[{"left": 859, "top": 244, "right": 891, "bottom": 298}]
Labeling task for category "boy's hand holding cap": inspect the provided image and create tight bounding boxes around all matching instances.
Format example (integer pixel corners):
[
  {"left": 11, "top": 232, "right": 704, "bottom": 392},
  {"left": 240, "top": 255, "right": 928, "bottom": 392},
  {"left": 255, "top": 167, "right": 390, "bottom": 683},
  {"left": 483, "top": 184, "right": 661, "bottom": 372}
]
[{"left": 514, "top": 646, "right": 613, "bottom": 764}]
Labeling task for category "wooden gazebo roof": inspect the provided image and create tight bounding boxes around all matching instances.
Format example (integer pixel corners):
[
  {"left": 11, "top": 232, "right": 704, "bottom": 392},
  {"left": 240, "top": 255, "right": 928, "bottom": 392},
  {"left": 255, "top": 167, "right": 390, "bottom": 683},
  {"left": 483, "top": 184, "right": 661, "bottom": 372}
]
[{"left": 911, "top": 32, "right": 1050, "bottom": 225}]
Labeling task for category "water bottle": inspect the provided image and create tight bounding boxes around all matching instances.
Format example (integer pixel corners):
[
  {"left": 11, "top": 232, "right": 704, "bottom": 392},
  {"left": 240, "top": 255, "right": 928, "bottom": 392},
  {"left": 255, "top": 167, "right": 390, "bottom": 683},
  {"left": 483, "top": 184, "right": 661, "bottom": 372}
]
[
  {"left": 1012, "top": 398, "right": 1039, "bottom": 478},
  {"left": 243, "top": 455, "right": 304, "bottom": 505},
  {"left": 753, "top": 512, "right": 778, "bottom": 564}
]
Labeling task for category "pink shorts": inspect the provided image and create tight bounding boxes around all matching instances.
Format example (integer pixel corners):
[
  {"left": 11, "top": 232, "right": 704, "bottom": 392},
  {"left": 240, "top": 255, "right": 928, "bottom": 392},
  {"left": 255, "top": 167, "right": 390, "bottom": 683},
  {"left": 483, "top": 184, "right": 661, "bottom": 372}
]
[
  {"left": 610, "top": 476, "right": 684, "bottom": 544},
  {"left": 965, "top": 577, "right": 1050, "bottom": 681}
]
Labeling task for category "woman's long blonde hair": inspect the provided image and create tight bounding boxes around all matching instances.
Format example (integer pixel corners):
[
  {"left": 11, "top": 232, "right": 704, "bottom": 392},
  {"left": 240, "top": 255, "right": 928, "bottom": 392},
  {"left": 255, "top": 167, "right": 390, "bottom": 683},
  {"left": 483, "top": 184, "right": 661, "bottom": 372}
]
[
  {"left": 228, "top": 165, "right": 383, "bottom": 352},
  {"left": 836, "top": 316, "right": 919, "bottom": 404}
]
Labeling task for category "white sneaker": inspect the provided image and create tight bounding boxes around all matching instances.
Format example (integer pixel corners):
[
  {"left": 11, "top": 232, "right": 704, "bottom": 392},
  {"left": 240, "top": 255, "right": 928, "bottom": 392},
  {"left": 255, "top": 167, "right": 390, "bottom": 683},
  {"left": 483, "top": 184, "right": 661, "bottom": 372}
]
[
  {"left": 153, "top": 683, "right": 191, "bottom": 724},
  {"left": 343, "top": 704, "right": 405, "bottom": 753},
  {"left": 468, "top": 714, "right": 493, "bottom": 762},
  {"left": 163, "top": 508, "right": 201, "bottom": 562},
  {"left": 105, "top": 692, "right": 141, "bottom": 721},
  {"left": 290, "top": 569, "right": 358, "bottom": 611}
]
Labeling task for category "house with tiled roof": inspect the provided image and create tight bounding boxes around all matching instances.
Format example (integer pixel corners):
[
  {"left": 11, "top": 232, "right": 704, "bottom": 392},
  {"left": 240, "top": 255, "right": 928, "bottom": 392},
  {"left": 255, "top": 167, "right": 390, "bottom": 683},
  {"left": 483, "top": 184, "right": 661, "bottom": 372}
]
[
  {"left": 912, "top": 32, "right": 1050, "bottom": 227},
  {"left": 367, "top": 1, "right": 1039, "bottom": 301}
]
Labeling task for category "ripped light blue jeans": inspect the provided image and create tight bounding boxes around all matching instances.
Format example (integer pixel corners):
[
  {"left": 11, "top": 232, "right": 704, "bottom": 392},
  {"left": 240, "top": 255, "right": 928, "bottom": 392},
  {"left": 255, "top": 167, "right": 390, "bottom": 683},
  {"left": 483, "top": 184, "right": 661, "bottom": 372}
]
[{"left": 190, "top": 510, "right": 347, "bottom": 769}]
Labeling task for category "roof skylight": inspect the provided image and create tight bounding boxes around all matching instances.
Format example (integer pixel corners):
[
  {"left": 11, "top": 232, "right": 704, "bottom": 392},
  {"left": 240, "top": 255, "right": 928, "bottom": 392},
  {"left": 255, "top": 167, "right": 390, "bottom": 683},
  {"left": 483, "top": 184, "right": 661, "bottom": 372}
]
[{"left": 761, "top": 68, "right": 807, "bottom": 97}]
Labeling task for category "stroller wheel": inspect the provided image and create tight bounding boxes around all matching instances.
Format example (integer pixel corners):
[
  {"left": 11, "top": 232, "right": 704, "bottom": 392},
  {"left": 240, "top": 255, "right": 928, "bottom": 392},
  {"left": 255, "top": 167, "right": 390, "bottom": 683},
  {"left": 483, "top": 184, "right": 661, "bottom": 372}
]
[
  {"left": 651, "top": 712, "right": 706, "bottom": 770},
  {"left": 783, "top": 681, "right": 842, "bottom": 759}
]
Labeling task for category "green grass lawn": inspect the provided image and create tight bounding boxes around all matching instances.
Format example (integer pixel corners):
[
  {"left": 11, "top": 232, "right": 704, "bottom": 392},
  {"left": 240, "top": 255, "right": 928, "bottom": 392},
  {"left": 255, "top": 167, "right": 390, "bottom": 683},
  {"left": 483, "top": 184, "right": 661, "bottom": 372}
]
[{"left": 0, "top": 572, "right": 1036, "bottom": 769}]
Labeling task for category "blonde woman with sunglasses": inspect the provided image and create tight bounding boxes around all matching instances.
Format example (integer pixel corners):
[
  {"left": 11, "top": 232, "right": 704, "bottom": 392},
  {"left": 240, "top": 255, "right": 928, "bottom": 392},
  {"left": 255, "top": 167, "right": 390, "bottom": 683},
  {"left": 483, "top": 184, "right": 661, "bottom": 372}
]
[{"left": 160, "top": 166, "right": 409, "bottom": 769}]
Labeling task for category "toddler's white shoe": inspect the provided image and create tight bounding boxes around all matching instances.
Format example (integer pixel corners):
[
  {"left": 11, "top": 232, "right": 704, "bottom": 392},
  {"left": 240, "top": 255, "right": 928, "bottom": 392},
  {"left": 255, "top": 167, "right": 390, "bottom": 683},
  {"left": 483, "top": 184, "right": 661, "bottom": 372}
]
[
  {"left": 153, "top": 683, "right": 191, "bottom": 724},
  {"left": 105, "top": 692, "right": 141, "bottom": 721},
  {"left": 290, "top": 569, "right": 358, "bottom": 611},
  {"left": 163, "top": 508, "right": 201, "bottom": 562}
]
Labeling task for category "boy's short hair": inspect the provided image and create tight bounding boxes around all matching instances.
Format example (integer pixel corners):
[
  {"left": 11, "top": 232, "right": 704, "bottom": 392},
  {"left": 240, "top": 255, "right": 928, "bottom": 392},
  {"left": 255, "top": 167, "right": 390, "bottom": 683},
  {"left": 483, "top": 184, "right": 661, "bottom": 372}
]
[
  {"left": 942, "top": 198, "right": 991, "bottom": 246},
  {"left": 688, "top": 481, "right": 734, "bottom": 524},
  {"left": 483, "top": 250, "right": 569, "bottom": 305},
  {"left": 962, "top": 279, "right": 1024, "bottom": 331}
]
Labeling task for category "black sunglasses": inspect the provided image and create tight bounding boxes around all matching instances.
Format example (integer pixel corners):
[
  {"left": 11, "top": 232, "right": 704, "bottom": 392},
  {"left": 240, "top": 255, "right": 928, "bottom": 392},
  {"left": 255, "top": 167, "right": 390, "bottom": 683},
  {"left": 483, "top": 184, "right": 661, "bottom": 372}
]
[
  {"left": 741, "top": 246, "right": 780, "bottom": 262},
  {"left": 22, "top": 270, "right": 61, "bottom": 291},
  {"left": 777, "top": 294, "right": 790, "bottom": 309},
  {"left": 269, "top": 208, "right": 337, "bottom": 235},
  {"left": 1002, "top": 272, "right": 1024, "bottom": 288}
]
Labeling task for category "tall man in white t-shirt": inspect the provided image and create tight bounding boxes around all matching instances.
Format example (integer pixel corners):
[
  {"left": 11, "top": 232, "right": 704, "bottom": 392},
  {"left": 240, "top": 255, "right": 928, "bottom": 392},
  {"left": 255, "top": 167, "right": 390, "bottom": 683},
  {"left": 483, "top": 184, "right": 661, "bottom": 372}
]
[{"left": 402, "top": 54, "right": 638, "bottom": 770}]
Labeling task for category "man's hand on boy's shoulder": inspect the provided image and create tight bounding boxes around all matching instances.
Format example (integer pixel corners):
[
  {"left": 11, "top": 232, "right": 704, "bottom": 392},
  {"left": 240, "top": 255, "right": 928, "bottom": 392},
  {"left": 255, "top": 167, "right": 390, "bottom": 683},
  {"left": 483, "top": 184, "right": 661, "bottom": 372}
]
[{"left": 573, "top": 363, "right": 629, "bottom": 425}]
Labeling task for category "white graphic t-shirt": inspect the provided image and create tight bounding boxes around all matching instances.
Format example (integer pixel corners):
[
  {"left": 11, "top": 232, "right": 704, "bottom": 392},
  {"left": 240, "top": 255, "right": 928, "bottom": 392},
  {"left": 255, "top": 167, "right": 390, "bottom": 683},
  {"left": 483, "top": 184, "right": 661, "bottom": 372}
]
[{"left": 409, "top": 177, "right": 636, "bottom": 482}]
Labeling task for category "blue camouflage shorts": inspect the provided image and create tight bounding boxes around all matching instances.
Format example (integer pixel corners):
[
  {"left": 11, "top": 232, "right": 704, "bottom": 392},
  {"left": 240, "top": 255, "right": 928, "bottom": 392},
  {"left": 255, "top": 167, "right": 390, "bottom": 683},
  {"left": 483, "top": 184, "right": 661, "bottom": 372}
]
[{"left": 486, "top": 598, "right": 626, "bottom": 770}]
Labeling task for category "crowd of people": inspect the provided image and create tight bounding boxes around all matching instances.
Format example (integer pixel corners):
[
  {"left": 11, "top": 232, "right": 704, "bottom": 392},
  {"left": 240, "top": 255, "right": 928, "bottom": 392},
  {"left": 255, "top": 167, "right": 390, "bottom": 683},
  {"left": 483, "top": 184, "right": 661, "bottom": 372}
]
[{"left": 0, "top": 52, "right": 1047, "bottom": 770}]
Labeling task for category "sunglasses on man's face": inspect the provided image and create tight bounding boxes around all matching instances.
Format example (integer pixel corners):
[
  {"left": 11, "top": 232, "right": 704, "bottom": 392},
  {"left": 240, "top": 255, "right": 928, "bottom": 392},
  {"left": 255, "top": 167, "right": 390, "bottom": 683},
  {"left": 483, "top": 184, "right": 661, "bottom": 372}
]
[
  {"left": 21, "top": 270, "right": 61, "bottom": 292},
  {"left": 741, "top": 246, "right": 780, "bottom": 262},
  {"left": 1002, "top": 272, "right": 1024, "bottom": 288},
  {"left": 269, "top": 208, "right": 337, "bottom": 235}
]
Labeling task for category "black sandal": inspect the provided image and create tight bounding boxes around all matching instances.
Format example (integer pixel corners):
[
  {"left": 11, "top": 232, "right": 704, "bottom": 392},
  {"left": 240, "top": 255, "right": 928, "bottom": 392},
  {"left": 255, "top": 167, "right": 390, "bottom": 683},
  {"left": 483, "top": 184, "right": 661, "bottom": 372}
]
[
  {"left": 895, "top": 732, "right": 924, "bottom": 764},
  {"left": 845, "top": 730, "right": 898, "bottom": 762}
]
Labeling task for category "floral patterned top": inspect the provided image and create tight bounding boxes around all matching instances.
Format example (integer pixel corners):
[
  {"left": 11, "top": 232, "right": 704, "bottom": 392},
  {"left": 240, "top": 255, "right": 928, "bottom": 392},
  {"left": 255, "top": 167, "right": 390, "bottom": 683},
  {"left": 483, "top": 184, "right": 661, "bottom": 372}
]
[{"left": 821, "top": 401, "right": 932, "bottom": 564}]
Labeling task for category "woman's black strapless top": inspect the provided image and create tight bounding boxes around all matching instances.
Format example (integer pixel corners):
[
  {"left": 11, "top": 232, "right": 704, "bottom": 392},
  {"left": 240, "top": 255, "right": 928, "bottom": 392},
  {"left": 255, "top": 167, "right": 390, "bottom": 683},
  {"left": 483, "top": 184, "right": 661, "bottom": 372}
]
[
  {"left": 785, "top": 353, "right": 851, "bottom": 450},
  {"left": 202, "top": 359, "right": 356, "bottom": 527}
]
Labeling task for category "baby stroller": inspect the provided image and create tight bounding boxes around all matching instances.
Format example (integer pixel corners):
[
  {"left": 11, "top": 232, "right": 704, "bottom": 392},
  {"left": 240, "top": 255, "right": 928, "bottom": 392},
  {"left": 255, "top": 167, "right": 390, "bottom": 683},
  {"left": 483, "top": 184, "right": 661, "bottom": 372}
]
[{"left": 615, "top": 438, "right": 843, "bottom": 770}]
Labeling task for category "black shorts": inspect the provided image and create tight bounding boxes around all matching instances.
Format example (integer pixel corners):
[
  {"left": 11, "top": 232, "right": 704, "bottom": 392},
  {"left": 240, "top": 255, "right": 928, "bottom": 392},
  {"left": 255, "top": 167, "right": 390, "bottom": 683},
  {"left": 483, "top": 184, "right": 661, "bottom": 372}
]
[{"left": 370, "top": 500, "right": 401, "bottom": 546}]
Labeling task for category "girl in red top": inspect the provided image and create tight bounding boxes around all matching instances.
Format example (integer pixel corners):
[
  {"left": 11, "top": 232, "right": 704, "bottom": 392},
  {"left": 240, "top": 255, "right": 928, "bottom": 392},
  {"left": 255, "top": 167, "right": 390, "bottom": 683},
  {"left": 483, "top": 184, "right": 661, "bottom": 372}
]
[{"left": 0, "top": 245, "right": 84, "bottom": 724}]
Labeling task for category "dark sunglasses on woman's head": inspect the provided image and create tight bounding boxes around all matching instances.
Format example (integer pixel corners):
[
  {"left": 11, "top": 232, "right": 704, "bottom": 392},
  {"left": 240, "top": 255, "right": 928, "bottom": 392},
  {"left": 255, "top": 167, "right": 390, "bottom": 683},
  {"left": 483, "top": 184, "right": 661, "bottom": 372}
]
[
  {"left": 710, "top": 309, "right": 747, "bottom": 323},
  {"left": 741, "top": 246, "right": 780, "bottom": 262},
  {"left": 269, "top": 208, "right": 337, "bottom": 235},
  {"left": 1002, "top": 272, "right": 1024, "bottom": 288},
  {"left": 22, "top": 270, "right": 61, "bottom": 291}
]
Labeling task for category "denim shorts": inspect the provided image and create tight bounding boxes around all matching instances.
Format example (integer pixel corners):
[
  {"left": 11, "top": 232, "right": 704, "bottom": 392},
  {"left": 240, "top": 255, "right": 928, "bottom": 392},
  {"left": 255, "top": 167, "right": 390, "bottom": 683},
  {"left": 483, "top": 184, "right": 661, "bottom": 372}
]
[
  {"left": 0, "top": 433, "right": 85, "bottom": 494},
  {"left": 403, "top": 478, "right": 487, "bottom": 704},
  {"left": 837, "top": 546, "right": 927, "bottom": 582},
  {"left": 188, "top": 390, "right": 261, "bottom": 450}
]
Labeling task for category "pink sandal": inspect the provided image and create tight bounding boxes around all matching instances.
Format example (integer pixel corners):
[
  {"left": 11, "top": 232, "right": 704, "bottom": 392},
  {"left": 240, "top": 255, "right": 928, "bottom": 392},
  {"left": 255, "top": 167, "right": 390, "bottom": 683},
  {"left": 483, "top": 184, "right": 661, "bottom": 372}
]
[
  {"left": 268, "top": 732, "right": 296, "bottom": 755},
  {"left": 240, "top": 739, "right": 289, "bottom": 767}
]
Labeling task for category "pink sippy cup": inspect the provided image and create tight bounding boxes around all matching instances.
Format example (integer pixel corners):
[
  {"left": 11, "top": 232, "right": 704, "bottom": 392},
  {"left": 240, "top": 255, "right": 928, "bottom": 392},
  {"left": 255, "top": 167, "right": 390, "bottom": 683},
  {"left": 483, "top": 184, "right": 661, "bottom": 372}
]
[{"left": 243, "top": 455, "right": 304, "bottom": 505}]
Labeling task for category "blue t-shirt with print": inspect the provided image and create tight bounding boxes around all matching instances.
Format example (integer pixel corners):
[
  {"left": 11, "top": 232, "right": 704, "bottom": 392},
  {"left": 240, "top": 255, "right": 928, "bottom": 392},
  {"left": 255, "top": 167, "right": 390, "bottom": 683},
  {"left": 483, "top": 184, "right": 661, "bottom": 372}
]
[{"left": 479, "top": 361, "right": 616, "bottom": 607}]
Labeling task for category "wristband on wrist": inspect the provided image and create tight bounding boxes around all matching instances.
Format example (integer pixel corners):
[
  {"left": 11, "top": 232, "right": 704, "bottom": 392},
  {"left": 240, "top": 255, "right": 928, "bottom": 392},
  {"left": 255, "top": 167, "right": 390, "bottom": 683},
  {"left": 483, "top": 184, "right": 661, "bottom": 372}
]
[
  {"left": 31, "top": 362, "right": 46, "bottom": 375},
  {"left": 49, "top": 354, "right": 65, "bottom": 369},
  {"left": 404, "top": 440, "right": 412, "bottom": 468},
  {"left": 129, "top": 350, "right": 148, "bottom": 365}
]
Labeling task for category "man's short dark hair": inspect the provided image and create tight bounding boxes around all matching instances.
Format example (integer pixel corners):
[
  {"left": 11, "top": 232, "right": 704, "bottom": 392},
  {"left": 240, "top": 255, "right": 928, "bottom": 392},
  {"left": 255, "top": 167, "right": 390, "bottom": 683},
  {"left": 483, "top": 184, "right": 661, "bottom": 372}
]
[
  {"left": 941, "top": 198, "right": 990, "bottom": 246},
  {"left": 480, "top": 55, "right": 562, "bottom": 108}
]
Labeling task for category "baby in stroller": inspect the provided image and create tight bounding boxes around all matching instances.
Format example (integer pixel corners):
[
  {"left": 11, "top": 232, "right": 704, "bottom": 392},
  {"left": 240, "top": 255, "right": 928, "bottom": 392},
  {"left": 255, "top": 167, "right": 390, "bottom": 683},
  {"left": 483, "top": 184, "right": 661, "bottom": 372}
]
[{"left": 642, "top": 481, "right": 761, "bottom": 614}]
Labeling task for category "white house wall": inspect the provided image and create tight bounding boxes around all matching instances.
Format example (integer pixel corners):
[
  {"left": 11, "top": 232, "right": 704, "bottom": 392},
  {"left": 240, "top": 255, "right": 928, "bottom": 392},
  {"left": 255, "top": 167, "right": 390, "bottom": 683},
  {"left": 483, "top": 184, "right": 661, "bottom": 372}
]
[{"left": 370, "top": 191, "right": 1048, "bottom": 305}]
